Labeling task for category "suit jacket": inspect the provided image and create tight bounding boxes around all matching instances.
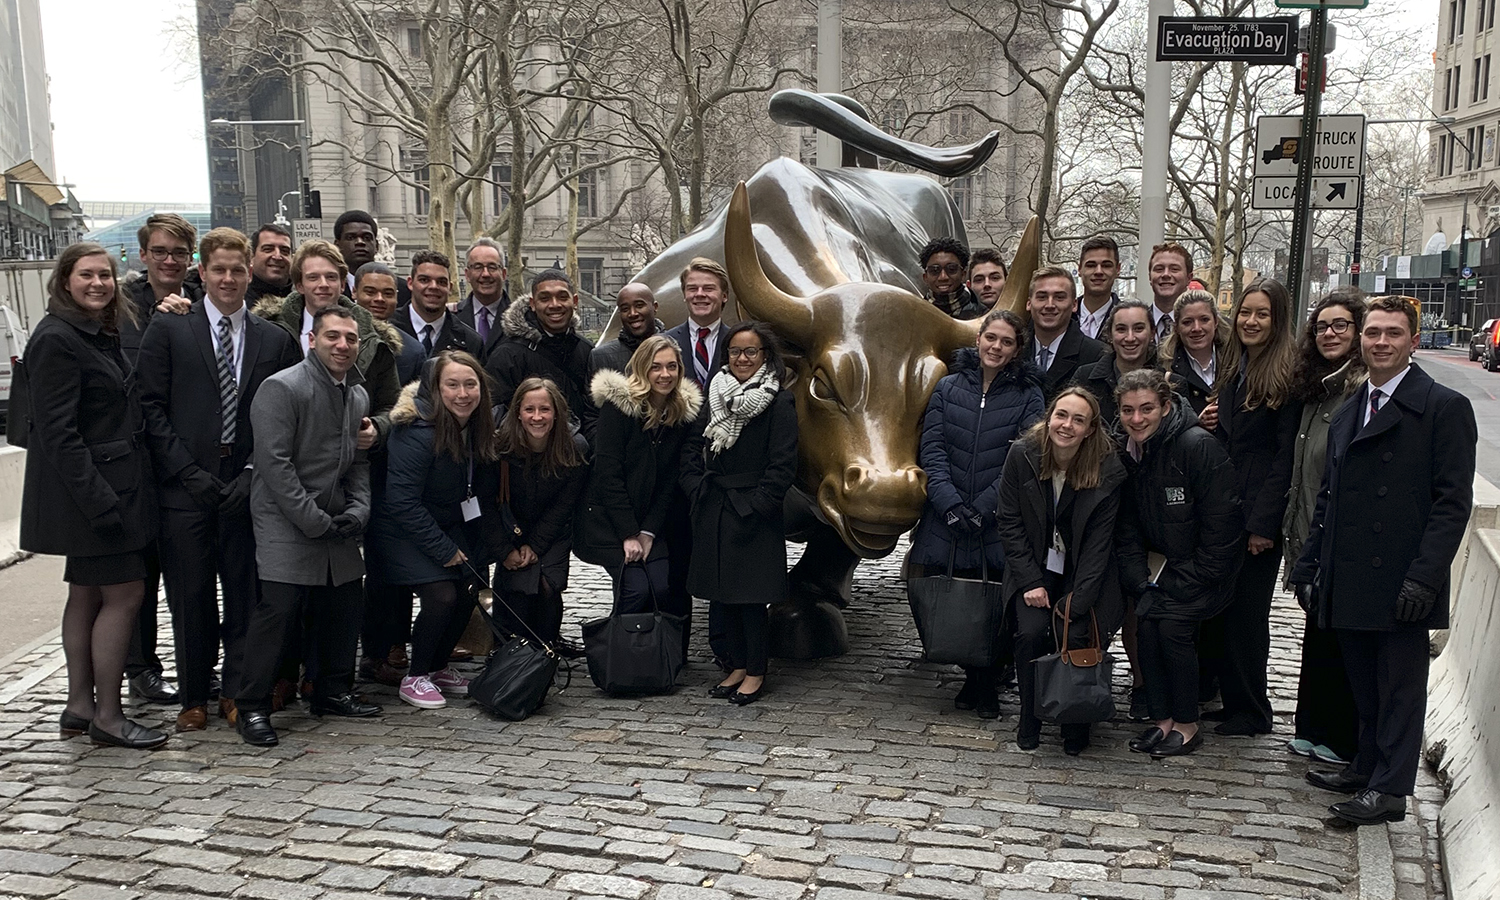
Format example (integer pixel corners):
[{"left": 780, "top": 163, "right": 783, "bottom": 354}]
[
  {"left": 1072, "top": 293, "right": 1120, "bottom": 341},
  {"left": 1293, "top": 364, "right": 1476, "bottom": 631},
  {"left": 664, "top": 320, "right": 729, "bottom": 390},
  {"left": 391, "top": 306, "right": 485, "bottom": 366},
  {"left": 137, "top": 300, "right": 303, "bottom": 510},
  {"left": 454, "top": 292, "right": 508, "bottom": 361},
  {"left": 1033, "top": 322, "right": 1104, "bottom": 400},
  {"left": 249, "top": 351, "right": 371, "bottom": 586},
  {"left": 119, "top": 274, "right": 203, "bottom": 365}
]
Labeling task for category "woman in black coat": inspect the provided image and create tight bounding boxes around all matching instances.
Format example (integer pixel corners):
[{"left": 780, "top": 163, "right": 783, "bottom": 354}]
[
  {"left": 1075, "top": 299, "right": 1160, "bottom": 435},
  {"left": 1199, "top": 277, "right": 1300, "bottom": 737},
  {"left": 577, "top": 335, "right": 703, "bottom": 606},
  {"left": 907, "top": 308, "right": 1044, "bottom": 718},
  {"left": 683, "top": 323, "right": 799, "bottom": 705},
  {"left": 1116, "top": 369, "right": 1242, "bottom": 758},
  {"left": 1159, "top": 289, "right": 1228, "bottom": 423},
  {"left": 489, "top": 377, "right": 588, "bottom": 651},
  {"left": 997, "top": 386, "right": 1126, "bottom": 755},
  {"left": 19, "top": 243, "right": 165, "bottom": 750},
  {"left": 365, "top": 351, "right": 500, "bottom": 710}
]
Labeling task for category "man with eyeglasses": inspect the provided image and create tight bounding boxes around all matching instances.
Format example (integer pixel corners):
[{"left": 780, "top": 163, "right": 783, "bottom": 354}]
[
  {"left": 918, "top": 237, "right": 984, "bottom": 319},
  {"left": 246, "top": 223, "right": 294, "bottom": 303},
  {"left": 391, "top": 249, "right": 483, "bottom": 365},
  {"left": 455, "top": 237, "right": 508, "bottom": 362}
]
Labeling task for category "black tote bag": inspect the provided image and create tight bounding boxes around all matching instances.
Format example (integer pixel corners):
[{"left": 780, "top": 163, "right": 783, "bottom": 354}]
[
  {"left": 1032, "top": 593, "right": 1116, "bottom": 725},
  {"left": 582, "top": 560, "right": 686, "bottom": 694},
  {"left": 465, "top": 560, "right": 561, "bottom": 720},
  {"left": 906, "top": 546, "right": 1006, "bottom": 668}
]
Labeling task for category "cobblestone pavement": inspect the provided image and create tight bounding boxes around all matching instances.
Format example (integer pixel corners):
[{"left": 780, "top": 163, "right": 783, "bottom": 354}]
[{"left": 0, "top": 540, "right": 1447, "bottom": 899}]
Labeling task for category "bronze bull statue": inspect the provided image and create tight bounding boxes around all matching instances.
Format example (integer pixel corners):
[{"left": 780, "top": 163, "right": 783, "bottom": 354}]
[{"left": 622, "top": 91, "right": 1037, "bottom": 658}]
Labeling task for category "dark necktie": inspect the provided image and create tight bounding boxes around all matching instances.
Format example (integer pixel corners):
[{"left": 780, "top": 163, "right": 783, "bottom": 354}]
[
  {"left": 476, "top": 307, "right": 491, "bottom": 343},
  {"left": 695, "top": 327, "right": 711, "bottom": 388},
  {"left": 215, "top": 317, "right": 237, "bottom": 444},
  {"left": 1156, "top": 312, "right": 1173, "bottom": 342},
  {"left": 1366, "top": 388, "right": 1383, "bottom": 428},
  {"left": 422, "top": 324, "right": 435, "bottom": 355},
  {"left": 338, "top": 383, "right": 348, "bottom": 406}
]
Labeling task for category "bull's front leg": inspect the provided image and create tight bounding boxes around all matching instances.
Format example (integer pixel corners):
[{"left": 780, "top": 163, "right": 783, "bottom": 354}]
[{"left": 772, "top": 494, "right": 859, "bottom": 659}]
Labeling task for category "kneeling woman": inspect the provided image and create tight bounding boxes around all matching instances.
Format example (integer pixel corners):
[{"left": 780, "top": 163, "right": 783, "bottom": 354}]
[
  {"left": 684, "top": 323, "right": 799, "bottom": 705},
  {"left": 366, "top": 351, "right": 499, "bottom": 710},
  {"left": 1115, "top": 369, "right": 1242, "bottom": 757},
  {"left": 490, "top": 378, "right": 588, "bottom": 648},
  {"left": 997, "top": 387, "right": 1126, "bottom": 755}
]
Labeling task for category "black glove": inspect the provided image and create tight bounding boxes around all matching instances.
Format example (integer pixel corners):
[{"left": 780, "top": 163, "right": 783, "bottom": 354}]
[
  {"left": 1394, "top": 578, "right": 1438, "bottom": 623},
  {"left": 331, "top": 512, "right": 365, "bottom": 540},
  {"left": 218, "top": 469, "right": 252, "bottom": 515},
  {"left": 1135, "top": 587, "right": 1168, "bottom": 617},
  {"left": 945, "top": 504, "right": 984, "bottom": 534},
  {"left": 90, "top": 509, "right": 125, "bottom": 538},
  {"left": 179, "top": 465, "right": 224, "bottom": 509},
  {"left": 1289, "top": 581, "right": 1316, "bottom": 615}
]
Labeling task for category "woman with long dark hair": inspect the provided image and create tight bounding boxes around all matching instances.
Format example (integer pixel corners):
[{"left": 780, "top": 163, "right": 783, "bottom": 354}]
[
  {"left": 997, "top": 387, "right": 1126, "bottom": 755},
  {"left": 1075, "top": 299, "right": 1161, "bottom": 433},
  {"left": 1200, "top": 277, "right": 1300, "bottom": 736},
  {"left": 1115, "top": 369, "right": 1242, "bottom": 758},
  {"left": 20, "top": 243, "right": 165, "bottom": 749},
  {"left": 1160, "top": 288, "right": 1230, "bottom": 423},
  {"left": 366, "top": 351, "right": 499, "bottom": 709},
  {"left": 1282, "top": 290, "right": 1367, "bottom": 765},
  {"left": 907, "top": 307, "right": 1045, "bottom": 718},
  {"left": 684, "top": 322, "right": 799, "bottom": 705},
  {"left": 489, "top": 377, "right": 588, "bottom": 649}
]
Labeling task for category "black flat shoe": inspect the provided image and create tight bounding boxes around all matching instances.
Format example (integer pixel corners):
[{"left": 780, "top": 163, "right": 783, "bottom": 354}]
[
  {"left": 975, "top": 691, "right": 1000, "bottom": 720},
  {"left": 236, "top": 711, "right": 279, "bottom": 747},
  {"left": 708, "top": 681, "right": 744, "bottom": 699},
  {"left": 1129, "top": 725, "right": 1169, "bottom": 753},
  {"left": 1306, "top": 766, "right": 1369, "bottom": 795},
  {"left": 88, "top": 719, "right": 168, "bottom": 750},
  {"left": 953, "top": 679, "right": 979, "bottom": 710},
  {"left": 1063, "top": 735, "right": 1090, "bottom": 757},
  {"left": 309, "top": 693, "right": 383, "bottom": 718},
  {"left": 1151, "top": 730, "right": 1203, "bottom": 758},
  {"left": 728, "top": 687, "right": 763, "bottom": 706},
  {"left": 1016, "top": 726, "right": 1041, "bottom": 751},
  {"left": 1330, "top": 789, "right": 1406, "bottom": 825},
  {"left": 59, "top": 711, "right": 91, "bottom": 737},
  {"left": 128, "top": 671, "right": 178, "bottom": 704}
]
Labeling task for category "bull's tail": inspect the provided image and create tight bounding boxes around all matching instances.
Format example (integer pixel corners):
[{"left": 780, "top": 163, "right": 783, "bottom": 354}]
[{"left": 768, "top": 89, "right": 999, "bottom": 178}]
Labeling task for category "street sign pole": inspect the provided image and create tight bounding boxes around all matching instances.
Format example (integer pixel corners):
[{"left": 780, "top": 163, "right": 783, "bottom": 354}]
[
  {"left": 1351, "top": 176, "right": 1365, "bottom": 290},
  {"left": 1285, "top": 4, "right": 1329, "bottom": 327}
]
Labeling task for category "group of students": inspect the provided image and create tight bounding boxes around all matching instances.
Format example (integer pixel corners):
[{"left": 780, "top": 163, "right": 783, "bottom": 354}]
[{"left": 913, "top": 233, "right": 1476, "bottom": 826}]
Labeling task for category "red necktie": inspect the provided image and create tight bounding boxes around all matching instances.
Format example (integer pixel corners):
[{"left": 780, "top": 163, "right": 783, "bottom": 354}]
[{"left": 695, "top": 327, "right": 711, "bottom": 387}]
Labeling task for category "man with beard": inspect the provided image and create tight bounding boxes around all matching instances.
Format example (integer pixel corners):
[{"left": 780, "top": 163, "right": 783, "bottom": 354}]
[
  {"left": 1075, "top": 236, "right": 1121, "bottom": 340},
  {"left": 919, "top": 237, "right": 984, "bottom": 319},
  {"left": 591, "top": 283, "right": 663, "bottom": 375},
  {"left": 245, "top": 224, "right": 293, "bottom": 303},
  {"left": 1025, "top": 265, "right": 1103, "bottom": 400},
  {"left": 455, "top": 237, "right": 508, "bottom": 362},
  {"left": 486, "top": 269, "right": 596, "bottom": 440},
  {"left": 390, "top": 249, "right": 483, "bottom": 365}
]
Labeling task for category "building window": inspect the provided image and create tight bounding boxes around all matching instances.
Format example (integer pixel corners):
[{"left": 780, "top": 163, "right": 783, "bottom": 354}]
[
  {"left": 578, "top": 257, "right": 603, "bottom": 298},
  {"left": 798, "top": 129, "right": 818, "bottom": 165},
  {"left": 368, "top": 184, "right": 379, "bottom": 215},
  {"left": 407, "top": 27, "right": 422, "bottom": 57},
  {"left": 1461, "top": 0, "right": 1469, "bottom": 35},
  {"left": 1452, "top": 0, "right": 1460, "bottom": 41},
  {"left": 491, "top": 163, "right": 512, "bottom": 217},
  {"left": 1468, "top": 125, "right": 1484, "bottom": 170},
  {"left": 949, "top": 175, "right": 975, "bottom": 219},
  {"left": 1456, "top": 65, "right": 1464, "bottom": 108},
  {"left": 578, "top": 153, "right": 599, "bottom": 219},
  {"left": 1485, "top": 55, "right": 1492, "bottom": 99},
  {"left": 414, "top": 165, "right": 430, "bottom": 216},
  {"left": 882, "top": 99, "right": 909, "bottom": 133}
]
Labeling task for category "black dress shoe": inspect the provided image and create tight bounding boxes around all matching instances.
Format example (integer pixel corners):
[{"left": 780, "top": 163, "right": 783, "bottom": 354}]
[
  {"left": 59, "top": 711, "right": 91, "bottom": 737},
  {"left": 309, "top": 693, "right": 383, "bottom": 717},
  {"left": 728, "top": 686, "right": 763, "bottom": 706},
  {"left": 1214, "top": 714, "right": 1272, "bottom": 736},
  {"left": 1129, "top": 725, "right": 1169, "bottom": 753},
  {"left": 708, "top": 681, "right": 744, "bottom": 699},
  {"left": 1330, "top": 789, "right": 1406, "bottom": 825},
  {"left": 237, "top": 711, "right": 279, "bottom": 747},
  {"left": 1151, "top": 729, "right": 1204, "bottom": 758},
  {"left": 975, "top": 691, "right": 1000, "bottom": 720},
  {"left": 1063, "top": 735, "right": 1090, "bottom": 757},
  {"left": 128, "top": 671, "right": 179, "bottom": 704},
  {"left": 88, "top": 719, "right": 168, "bottom": 750},
  {"left": 1306, "top": 766, "right": 1370, "bottom": 795},
  {"left": 1015, "top": 722, "right": 1041, "bottom": 751}
]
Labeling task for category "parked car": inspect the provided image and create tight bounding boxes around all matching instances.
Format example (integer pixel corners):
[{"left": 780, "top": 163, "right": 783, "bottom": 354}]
[
  {"left": 0, "top": 302, "right": 28, "bottom": 429},
  {"left": 1474, "top": 319, "right": 1500, "bottom": 370}
]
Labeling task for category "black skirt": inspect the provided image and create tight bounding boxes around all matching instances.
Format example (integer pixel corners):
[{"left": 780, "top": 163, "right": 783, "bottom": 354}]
[{"left": 64, "top": 550, "right": 149, "bottom": 586}]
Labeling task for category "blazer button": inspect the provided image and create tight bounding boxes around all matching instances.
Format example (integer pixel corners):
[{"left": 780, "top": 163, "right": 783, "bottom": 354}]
[
  {"left": 1373, "top": 522, "right": 1383, "bottom": 533},
  {"left": 1377, "top": 486, "right": 1388, "bottom": 497},
  {"left": 1382, "top": 451, "right": 1394, "bottom": 462},
  {"left": 1371, "top": 557, "right": 1382, "bottom": 568}
]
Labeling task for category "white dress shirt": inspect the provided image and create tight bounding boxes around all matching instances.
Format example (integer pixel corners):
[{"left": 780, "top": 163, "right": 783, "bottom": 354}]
[
  {"left": 1364, "top": 365, "right": 1411, "bottom": 426},
  {"left": 1187, "top": 348, "right": 1216, "bottom": 388},
  {"left": 1033, "top": 331, "right": 1065, "bottom": 371},
  {"left": 1078, "top": 297, "right": 1113, "bottom": 340},
  {"left": 205, "top": 302, "right": 247, "bottom": 382},
  {"left": 300, "top": 309, "right": 315, "bottom": 357},
  {"left": 410, "top": 306, "right": 447, "bottom": 346}
]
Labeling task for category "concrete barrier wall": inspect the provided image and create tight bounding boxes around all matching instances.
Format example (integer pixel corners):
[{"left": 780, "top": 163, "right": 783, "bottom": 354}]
[
  {"left": 0, "top": 446, "right": 25, "bottom": 567},
  {"left": 1425, "top": 475, "right": 1500, "bottom": 900}
]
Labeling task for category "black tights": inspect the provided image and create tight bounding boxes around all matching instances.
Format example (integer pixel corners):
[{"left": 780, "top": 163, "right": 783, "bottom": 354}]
[
  {"left": 410, "top": 581, "right": 474, "bottom": 677},
  {"left": 495, "top": 580, "right": 564, "bottom": 644},
  {"left": 62, "top": 580, "right": 145, "bottom": 732},
  {"left": 1139, "top": 616, "right": 1200, "bottom": 724},
  {"left": 715, "top": 602, "right": 769, "bottom": 677}
]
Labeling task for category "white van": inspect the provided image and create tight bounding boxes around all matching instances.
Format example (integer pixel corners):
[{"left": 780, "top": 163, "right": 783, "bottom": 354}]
[{"left": 0, "top": 303, "right": 28, "bottom": 429}]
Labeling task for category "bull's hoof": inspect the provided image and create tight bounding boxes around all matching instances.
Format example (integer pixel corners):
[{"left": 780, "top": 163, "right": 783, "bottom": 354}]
[{"left": 769, "top": 599, "right": 849, "bottom": 659}]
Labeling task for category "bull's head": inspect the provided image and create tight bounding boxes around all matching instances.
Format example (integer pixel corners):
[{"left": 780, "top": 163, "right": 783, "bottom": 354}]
[{"left": 725, "top": 182, "right": 1038, "bottom": 558}]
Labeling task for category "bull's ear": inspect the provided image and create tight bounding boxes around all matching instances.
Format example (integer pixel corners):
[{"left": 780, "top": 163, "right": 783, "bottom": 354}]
[
  {"left": 997, "top": 215, "right": 1040, "bottom": 318},
  {"left": 724, "top": 182, "right": 815, "bottom": 347}
]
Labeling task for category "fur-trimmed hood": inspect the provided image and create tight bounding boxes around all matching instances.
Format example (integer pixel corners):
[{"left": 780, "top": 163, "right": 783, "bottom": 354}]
[
  {"left": 389, "top": 379, "right": 429, "bottom": 426},
  {"left": 251, "top": 290, "right": 406, "bottom": 358},
  {"left": 501, "top": 296, "right": 582, "bottom": 344},
  {"left": 589, "top": 367, "right": 703, "bottom": 424}
]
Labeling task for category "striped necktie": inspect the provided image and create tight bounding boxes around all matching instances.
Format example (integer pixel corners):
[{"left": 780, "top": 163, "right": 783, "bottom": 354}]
[
  {"left": 216, "top": 316, "right": 238, "bottom": 444},
  {"left": 695, "top": 327, "right": 711, "bottom": 388}
]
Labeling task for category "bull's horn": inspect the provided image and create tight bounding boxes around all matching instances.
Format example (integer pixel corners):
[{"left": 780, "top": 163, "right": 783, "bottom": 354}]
[
  {"left": 724, "top": 182, "right": 815, "bottom": 346},
  {"left": 998, "top": 215, "right": 1040, "bottom": 318}
]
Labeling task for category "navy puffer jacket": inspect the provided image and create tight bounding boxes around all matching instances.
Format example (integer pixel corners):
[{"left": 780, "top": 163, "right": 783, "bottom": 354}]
[{"left": 909, "top": 349, "right": 1046, "bottom": 572}]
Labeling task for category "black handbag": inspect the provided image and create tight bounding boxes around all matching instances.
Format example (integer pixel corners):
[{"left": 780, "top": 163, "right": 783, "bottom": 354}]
[
  {"left": 581, "top": 561, "right": 686, "bottom": 694},
  {"left": 6, "top": 352, "right": 31, "bottom": 448},
  {"left": 906, "top": 546, "right": 1006, "bottom": 668},
  {"left": 463, "top": 559, "right": 562, "bottom": 721},
  {"left": 1031, "top": 593, "right": 1116, "bottom": 725}
]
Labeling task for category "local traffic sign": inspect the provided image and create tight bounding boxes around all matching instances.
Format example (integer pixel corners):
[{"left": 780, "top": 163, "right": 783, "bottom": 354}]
[
  {"left": 1254, "top": 113, "right": 1365, "bottom": 177},
  {"left": 292, "top": 219, "right": 324, "bottom": 246},
  {"left": 1277, "top": 0, "right": 1366, "bottom": 7},
  {"left": 1156, "top": 17, "right": 1298, "bottom": 65},
  {"left": 1251, "top": 175, "right": 1361, "bottom": 210}
]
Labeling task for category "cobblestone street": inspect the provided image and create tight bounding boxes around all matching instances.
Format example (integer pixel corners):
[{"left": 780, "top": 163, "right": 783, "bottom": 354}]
[{"left": 0, "top": 541, "right": 1448, "bottom": 899}]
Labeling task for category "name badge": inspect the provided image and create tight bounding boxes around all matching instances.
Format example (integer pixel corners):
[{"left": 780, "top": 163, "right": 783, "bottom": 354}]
[
  {"left": 1046, "top": 547, "right": 1066, "bottom": 574},
  {"left": 460, "top": 496, "right": 481, "bottom": 522}
]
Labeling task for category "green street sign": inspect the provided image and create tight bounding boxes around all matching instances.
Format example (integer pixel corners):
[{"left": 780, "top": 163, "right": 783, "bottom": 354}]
[{"left": 1275, "top": 0, "right": 1367, "bottom": 7}]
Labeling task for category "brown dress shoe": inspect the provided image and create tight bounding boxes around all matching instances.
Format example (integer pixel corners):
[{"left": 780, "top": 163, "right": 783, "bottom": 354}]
[
  {"left": 218, "top": 698, "right": 238, "bottom": 725},
  {"left": 271, "top": 679, "right": 296, "bottom": 712},
  {"left": 175, "top": 706, "right": 208, "bottom": 732},
  {"left": 388, "top": 644, "right": 409, "bottom": 669}
]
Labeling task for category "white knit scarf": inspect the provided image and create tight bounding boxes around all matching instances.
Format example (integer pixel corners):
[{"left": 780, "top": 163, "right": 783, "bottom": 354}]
[{"left": 704, "top": 364, "right": 780, "bottom": 454}]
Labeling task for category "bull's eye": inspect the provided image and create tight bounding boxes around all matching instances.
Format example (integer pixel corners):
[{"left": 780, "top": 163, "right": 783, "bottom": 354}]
[{"left": 809, "top": 372, "right": 841, "bottom": 407}]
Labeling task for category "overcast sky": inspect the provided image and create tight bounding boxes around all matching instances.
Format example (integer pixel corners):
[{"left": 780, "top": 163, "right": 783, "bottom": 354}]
[{"left": 40, "top": 0, "right": 1436, "bottom": 206}]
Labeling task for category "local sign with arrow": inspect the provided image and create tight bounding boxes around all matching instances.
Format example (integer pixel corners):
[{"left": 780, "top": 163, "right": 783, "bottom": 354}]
[
  {"left": 1251, "top": 113, "right": 1364, "bottom": 210},
  {"left": 1251, "top": 175, "right": 1360, "bottom": 210}
]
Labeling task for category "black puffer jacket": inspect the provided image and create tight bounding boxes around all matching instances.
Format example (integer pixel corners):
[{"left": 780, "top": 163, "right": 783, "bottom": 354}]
[
  {"left": 589, "top": 320, "right": 665, "bottom": 376},
  {"left": 486, "top": 300, "right": 597, "bottom": 441},
  {"left": 1116, "top": 401, "right": 1243, "bottom": 622}
]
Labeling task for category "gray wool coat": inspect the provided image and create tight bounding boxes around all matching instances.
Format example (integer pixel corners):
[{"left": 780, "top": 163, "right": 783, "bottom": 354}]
[{"left": 249, "top": 350, "right": 371, "bottom": 586}]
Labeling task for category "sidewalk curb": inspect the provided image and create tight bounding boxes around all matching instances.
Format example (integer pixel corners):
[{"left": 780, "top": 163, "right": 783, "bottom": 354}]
[{"left": 1358, "top": 823, "right": 1397, "bottom": 900}]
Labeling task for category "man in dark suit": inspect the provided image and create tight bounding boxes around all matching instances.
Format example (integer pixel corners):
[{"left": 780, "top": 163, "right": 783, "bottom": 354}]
[
  {"left": 1025, "top": 265, "right": 1103, "bottom": 401},
  {"left": 664, "top": 258, "right": 732, "bottom": 392},
  {"left": 1292, "top": 295, "right": 1477, "bottom": 826},
  {"left": 454, "top": 237, "right": 508, "bottom": 362},
  {"left": 137, "top": 228, "right": 302, "bottom": 733},
  {"left": 1074, "top": 235, "right": 1121, "bottom": 340},
  {"left": 351, "top": 262, "right": 425, "bottom": 385},
  {"left": 391, "top": 249, "right": 484, "bottom": 366}
]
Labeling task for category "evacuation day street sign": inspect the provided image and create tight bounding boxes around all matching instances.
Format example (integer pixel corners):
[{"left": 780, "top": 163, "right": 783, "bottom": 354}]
[{"left": 1155, "top": 17, "right": 1299, "bottom": 65}]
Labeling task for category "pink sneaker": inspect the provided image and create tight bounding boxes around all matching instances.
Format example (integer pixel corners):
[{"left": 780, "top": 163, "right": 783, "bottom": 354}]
[
  {"left": 399, "top": 675, "right": 445, "bottom": 709},
  {"left": 430, "top": 667, "right": 470, "bottom": 695}
]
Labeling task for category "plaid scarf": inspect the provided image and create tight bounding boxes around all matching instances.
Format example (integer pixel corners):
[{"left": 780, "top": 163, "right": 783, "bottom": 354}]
[{"left": 704, "top": 364, "right": 780, "bottom": 454}]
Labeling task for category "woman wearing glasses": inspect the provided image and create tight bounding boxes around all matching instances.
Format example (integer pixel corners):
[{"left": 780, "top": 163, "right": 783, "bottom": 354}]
[
  {"left": 1281, "top": 290, "right": 1367, "bottom": 766},
  {"left": 683, "top": 323, "right": 799, "bottom": 705}
]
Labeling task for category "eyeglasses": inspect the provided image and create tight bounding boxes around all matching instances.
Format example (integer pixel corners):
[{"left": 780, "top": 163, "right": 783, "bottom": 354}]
[
  {"left": 727, "top": 347, "right": 763, "bottom": 359},
  {"left": 925, "top": 264, "right": 962, "bottom": 277},
  {"left": 467, "top": 263, "right": 503, "bottom": 273},
  {"left": 1313, "top": 318, "right": 1354, "bottom": 335},
  {"left": 147, "top": 247, "right": 192, "bottom": 262}
]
